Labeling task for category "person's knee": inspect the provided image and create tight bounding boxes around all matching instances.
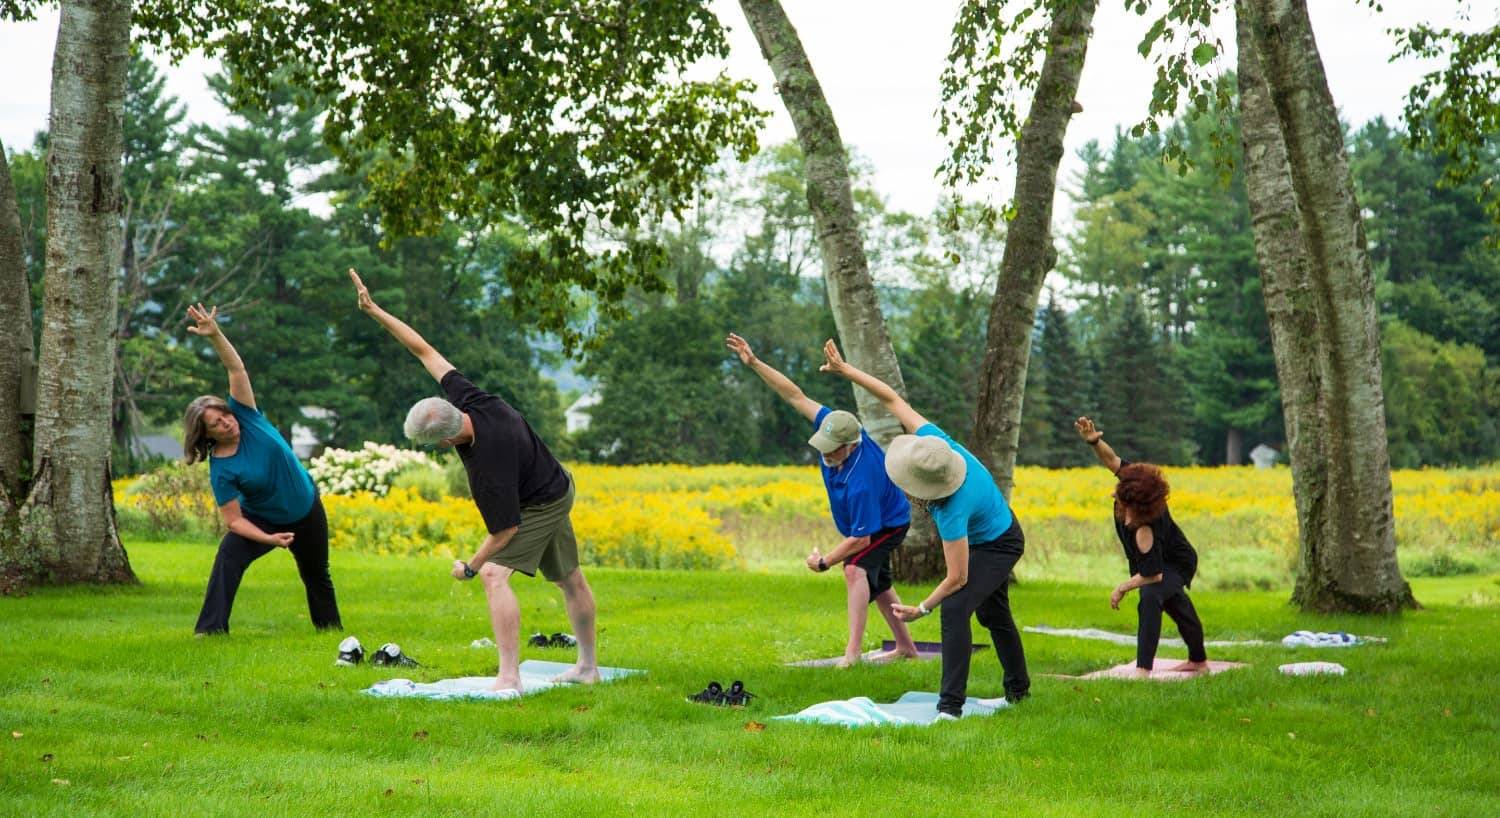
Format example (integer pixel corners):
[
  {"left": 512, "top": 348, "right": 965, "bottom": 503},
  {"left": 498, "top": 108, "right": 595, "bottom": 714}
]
[
  {"left": 843, "top": 562, "right": 865, "bottom": 583},
  {"left": 552, "top": 567, "right": 589, "bottom": 594},
  {"left": 478, "top": 562, "right": 513, "bottom": 587}
]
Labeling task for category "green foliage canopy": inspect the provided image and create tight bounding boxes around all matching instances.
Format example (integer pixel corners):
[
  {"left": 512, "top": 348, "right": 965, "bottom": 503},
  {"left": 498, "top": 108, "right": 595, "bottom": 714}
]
[{"left": 135, "top": 0, "right": 766, "bottom": 348}]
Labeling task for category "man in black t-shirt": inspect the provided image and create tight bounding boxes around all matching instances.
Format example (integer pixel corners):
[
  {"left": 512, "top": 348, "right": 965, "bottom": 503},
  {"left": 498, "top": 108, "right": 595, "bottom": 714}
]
[
  {"left": 352, "top": 270, "right": 600, "bottom": 692},
  {"left": 1076, "top": 416, "right": 1210, "bottom": 677}
]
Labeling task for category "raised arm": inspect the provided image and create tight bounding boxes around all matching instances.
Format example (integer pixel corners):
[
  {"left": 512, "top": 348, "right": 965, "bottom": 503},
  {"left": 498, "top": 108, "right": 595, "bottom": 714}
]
[
  {"left": 187, "top": 304, "right": 254, "bottom": 409},
  {"left": 1075, "top": 416, "right": 1122, "bottom": 473},
  {"left": 819, "top": 339, "right": 926, "bottom": 433},
  {"left": 349, "top": 269, "right": 455, "bottom": 383},
  {"left": 725, "top": 333, "right": 820, "bottom": 421}
]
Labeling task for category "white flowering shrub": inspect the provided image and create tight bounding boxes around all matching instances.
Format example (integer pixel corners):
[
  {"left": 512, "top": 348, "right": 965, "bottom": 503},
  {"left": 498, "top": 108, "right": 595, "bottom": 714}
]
[{"left": 308, "top": 442, "right": 436, "bottom": 497}]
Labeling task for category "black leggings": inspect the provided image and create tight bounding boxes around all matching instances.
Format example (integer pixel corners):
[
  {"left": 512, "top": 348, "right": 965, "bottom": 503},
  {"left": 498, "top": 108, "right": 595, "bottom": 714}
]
[
  {"left": 938, "top": 520, "right": 1030, "bottom": 715},
  {"left": 194, "top": 497, "right": 342, "bottom": 635},
  {"left": 1136, "top": 572, "right": 1207, "bottom": 669}
]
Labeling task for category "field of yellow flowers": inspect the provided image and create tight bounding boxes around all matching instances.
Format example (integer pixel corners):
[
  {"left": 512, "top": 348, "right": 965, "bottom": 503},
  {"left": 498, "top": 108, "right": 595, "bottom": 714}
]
[{"left": 115, "top": 462, "right": 1498, "bottom": 588}]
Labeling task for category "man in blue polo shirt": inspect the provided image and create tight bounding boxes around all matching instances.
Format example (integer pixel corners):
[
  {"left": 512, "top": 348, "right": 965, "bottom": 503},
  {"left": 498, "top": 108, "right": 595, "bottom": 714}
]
[{"left": 727, "top": 333, "right": 919, "bottom": 667}]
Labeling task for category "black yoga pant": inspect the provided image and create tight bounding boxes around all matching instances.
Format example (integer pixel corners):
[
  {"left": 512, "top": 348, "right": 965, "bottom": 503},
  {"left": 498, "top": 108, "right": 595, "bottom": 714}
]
[
  {"left": 938, "top": 520, "right": 1030, "bottom": 715},
  {"left": 194, "top": 497, "right": 341, "bottom": 634},
  {"left": 1136, "top": 571, "right": 1206, "bottom": 669}
]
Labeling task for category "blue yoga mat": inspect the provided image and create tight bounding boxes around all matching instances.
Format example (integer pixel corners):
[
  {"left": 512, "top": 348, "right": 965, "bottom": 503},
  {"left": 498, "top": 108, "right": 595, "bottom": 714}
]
[
  {"left": 365, "top": 659, "right": 643, "bottom": 701},
  {"left": 773, "top": 691, "right": 1011, "bottom": 727}
]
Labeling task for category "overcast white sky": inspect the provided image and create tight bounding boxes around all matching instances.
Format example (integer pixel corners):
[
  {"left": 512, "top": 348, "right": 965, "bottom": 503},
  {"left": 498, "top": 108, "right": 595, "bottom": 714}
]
[{"left": 2, "top": 1, "right": 1496, "bottom": 221}]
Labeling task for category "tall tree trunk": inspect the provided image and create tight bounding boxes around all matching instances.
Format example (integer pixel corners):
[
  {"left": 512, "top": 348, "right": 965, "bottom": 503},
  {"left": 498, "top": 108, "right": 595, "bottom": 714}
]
[
  {"left": 20, "top": 0, "right": 137, "bottom": 588},
  {"left": 1240, "top": 0, "right": 1412, "bottom": 612},
  {"left": 1224, "top": 427, "right": 1243, "bottom": 466},
  {"left": 971, "top": 0, "right": 1096, "bottom": 498},
  {"left": 738, "top": 0, "right": 942, "bottom": 579},
  {"left": 0, "top": 138, "right": 32, "bottom": 503},
  {"left": 737, "top": 0, "right": 908, "bottom": 447}
]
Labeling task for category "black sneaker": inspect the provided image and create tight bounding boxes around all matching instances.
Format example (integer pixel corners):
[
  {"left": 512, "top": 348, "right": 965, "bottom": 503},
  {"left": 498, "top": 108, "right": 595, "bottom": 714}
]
[
  {"left": 335, "top": 636, "right": 364, "bottom": 667},
  {"left": 549, "top": 632, "right": 577, "bottom": 648},
  {"left": 527, "top": 632, "right": 550, "bottom": 648},
  {"left": 688, "top": 681, "right": 725, "bottom": 705},
  {"left": 723, "top": 680, "right": 756, "bottom": 707},
  {"left": 371, "top": 643, "right": 420, "bottom": 667}
]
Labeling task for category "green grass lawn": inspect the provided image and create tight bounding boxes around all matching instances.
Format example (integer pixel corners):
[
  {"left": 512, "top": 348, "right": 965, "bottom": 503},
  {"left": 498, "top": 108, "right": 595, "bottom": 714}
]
[{"left": 2, "top": 540, "right": 1497, "bottom": 817}]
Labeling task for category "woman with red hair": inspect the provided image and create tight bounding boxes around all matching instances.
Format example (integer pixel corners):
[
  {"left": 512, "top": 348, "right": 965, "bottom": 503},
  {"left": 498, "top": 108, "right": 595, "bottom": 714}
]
[{"left": 1076, "top": 417, "right": 1208, "bottom": 676}]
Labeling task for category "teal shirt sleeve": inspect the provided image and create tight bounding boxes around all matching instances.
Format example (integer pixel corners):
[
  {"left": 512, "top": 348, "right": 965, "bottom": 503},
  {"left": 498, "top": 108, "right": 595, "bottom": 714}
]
[{"left": 210, "top": 463, "right": 239, "bottom": 508}]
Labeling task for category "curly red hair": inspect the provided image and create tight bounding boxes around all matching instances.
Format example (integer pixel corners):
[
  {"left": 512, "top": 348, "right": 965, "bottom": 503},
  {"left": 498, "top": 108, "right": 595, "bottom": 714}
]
[{"left": 1114, "top": 462, "right": 1170, "bottom": 525}]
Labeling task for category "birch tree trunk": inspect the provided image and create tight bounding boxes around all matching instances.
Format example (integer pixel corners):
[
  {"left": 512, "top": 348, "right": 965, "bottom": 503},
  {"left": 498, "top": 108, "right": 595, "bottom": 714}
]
[
  {"left": 0, "top": 138, "right": 32, "bottom": 504},
  {"left": 20, "top": 0, "right": 136, "bottom": 587},
  {"left": 1240, "top": 0, "right": 1412, "bottom": 612},
  {"left": 970, "top": 0, "right": 1096, "bottom": 499},
  {"left": 738, "top": 0, "right": 944, "bottom": 578},
  {"left": 737, "top": 0, "right": 908, "bottom": 448}
]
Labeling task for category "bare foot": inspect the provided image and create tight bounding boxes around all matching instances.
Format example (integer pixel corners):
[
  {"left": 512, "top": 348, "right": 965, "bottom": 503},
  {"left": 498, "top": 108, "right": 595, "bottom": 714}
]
[
  {"left": 1132, "top": 667, "right": 1154, "bottom": 679},
  {"left": 490, "top": 676, "right": 522, "bottom": 694},
  {"left": 551, "top": 665, "right": 601, "bottom": 685},
  {"left": 1168, "top": 660, "right": 1210, "bottom": 674},
  {"left": 864, "top": 649, "right": 916, "bottom": 665},
  {"left": 834, "top": 655, "right": 860, "bottom": 669}
]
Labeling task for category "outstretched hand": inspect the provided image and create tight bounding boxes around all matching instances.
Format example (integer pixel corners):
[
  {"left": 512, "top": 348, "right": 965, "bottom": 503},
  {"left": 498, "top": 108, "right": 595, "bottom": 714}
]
[
  {"left": 349, "top": 268, "right": 378, "bottom": 313},
  {"left": 725, "top": 333, "right": 757, "bottom": 366},
  {"left": 819, "top": 338, "right": 848, "bottom": 375},
  {"left": 1075, "top": 416, "right": 1101, "bottom": 443},
  {"left": 891, "top": 603, "right": 925, "bottom": 623},
  {"left": 186, "top": 303, "right": 222, "bottom": 337}
]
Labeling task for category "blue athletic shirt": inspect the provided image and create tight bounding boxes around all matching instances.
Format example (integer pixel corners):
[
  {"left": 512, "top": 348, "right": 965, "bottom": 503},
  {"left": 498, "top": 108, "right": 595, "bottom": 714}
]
[
  {"left": 915, "top": 422, "right": 1014, "bottom": 544},
  {"left": 814, "top": 406, "right": 911, "bottom": 537},
  {"left": 209, "top": 396, "right": 317, "bottom": 524}
]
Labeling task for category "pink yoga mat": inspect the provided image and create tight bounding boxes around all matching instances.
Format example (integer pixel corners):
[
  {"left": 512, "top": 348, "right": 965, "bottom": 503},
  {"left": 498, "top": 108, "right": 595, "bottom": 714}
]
[{"left": 1068, "top": 660, "right": 1247, "bottom": 681}]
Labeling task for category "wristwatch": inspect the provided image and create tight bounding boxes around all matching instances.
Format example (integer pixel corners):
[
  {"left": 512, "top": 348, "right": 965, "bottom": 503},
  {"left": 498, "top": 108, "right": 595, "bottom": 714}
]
[
  {"left": 462, "top": 563, "right": 477, "bottom": 579},
  {"left": 817, "top": 557, "right": 828, "bottom": 572},
  {"left": 917, "top": 602, "right": 931, "bottom": 617}
]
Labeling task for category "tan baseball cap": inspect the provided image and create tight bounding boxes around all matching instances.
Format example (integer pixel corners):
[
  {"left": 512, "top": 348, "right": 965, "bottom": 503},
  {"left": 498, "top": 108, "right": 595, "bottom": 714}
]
[
  {"left": 808, "top": 410, "right": 862, "bottom": 454},
  {"left": 885, "top": 434, "right": 967, "bottom": 500}
]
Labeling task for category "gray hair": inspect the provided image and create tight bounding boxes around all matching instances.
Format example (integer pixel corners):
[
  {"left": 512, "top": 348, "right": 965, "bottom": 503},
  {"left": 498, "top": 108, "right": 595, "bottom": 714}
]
[{"left": 404, "top": 397, "right": 463, "bottom": 444}]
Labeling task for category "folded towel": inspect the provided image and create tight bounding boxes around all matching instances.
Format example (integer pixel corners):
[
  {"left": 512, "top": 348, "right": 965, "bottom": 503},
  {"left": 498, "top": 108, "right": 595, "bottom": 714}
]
[
  {"left": 1280, "top": 631, "right": 1384, "bottom": 648},
  {"left": 1279, "top": 661, "right": 1347, "bottom": 676}
]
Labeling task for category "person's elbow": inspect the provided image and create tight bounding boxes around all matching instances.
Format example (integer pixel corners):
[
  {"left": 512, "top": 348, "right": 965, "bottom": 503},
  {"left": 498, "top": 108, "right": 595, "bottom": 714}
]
[
  {"left": 1143, "top": 573, "right": 1163, "bottom": 584},
  {"left": 945, "top": 569, "right": 968, "bottom": 588}
]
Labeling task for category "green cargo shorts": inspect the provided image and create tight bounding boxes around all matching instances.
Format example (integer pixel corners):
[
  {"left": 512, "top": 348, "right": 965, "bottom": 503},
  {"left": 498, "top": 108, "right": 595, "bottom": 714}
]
[{"left": 486, "top": 475, "right": 579, "bottom": 582}]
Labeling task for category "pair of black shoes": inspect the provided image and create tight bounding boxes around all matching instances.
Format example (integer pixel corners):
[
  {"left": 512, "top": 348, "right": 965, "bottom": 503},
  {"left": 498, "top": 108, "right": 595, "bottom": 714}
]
[
  {"left": 689, "top": 680, "right": 755, "bottom": 707},
  {"left": 336, "top": 636, "right": 420, "bottom": 667},
  {"left": 528, "top": 632, "right": 577, "bottom": 649}
]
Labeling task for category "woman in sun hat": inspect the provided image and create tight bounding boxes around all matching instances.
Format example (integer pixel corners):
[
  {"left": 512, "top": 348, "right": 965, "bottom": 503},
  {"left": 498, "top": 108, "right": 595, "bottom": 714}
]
[{"left": 820, "top": 339, "right": 1029, "bottom": 718}]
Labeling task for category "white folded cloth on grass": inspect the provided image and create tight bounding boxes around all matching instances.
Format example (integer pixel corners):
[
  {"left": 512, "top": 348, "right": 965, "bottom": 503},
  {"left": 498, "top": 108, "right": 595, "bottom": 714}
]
[
  {"left": 1025, "top": 625, "right": 1269, "bottom": 647},
  {"left": 365, "top": 660, "right": 642, "bottom": 701},
  {"left": 774, "top": 691, "right": 1010, "bottom": 727},
  {"left": 1280, "top": 630, "right": 1384, "bottom": 648},
  {"left": 1279, "top": 661, "right": 1347, "bottom": 676}
]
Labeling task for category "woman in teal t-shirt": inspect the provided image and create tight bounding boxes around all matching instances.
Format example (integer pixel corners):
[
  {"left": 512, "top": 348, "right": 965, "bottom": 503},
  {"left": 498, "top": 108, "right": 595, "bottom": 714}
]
[
  {"left": 180, "top": 304, "right": 341, "bottom": 635},
  {"left": 821, "top": 340, "right": 1029, "bottom": 718}
]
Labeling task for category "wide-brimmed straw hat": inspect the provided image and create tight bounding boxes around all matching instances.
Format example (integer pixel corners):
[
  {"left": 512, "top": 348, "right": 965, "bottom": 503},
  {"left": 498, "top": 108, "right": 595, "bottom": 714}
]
[{"left": 885, "top": 434, "right": 966, "bottom": 500}]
